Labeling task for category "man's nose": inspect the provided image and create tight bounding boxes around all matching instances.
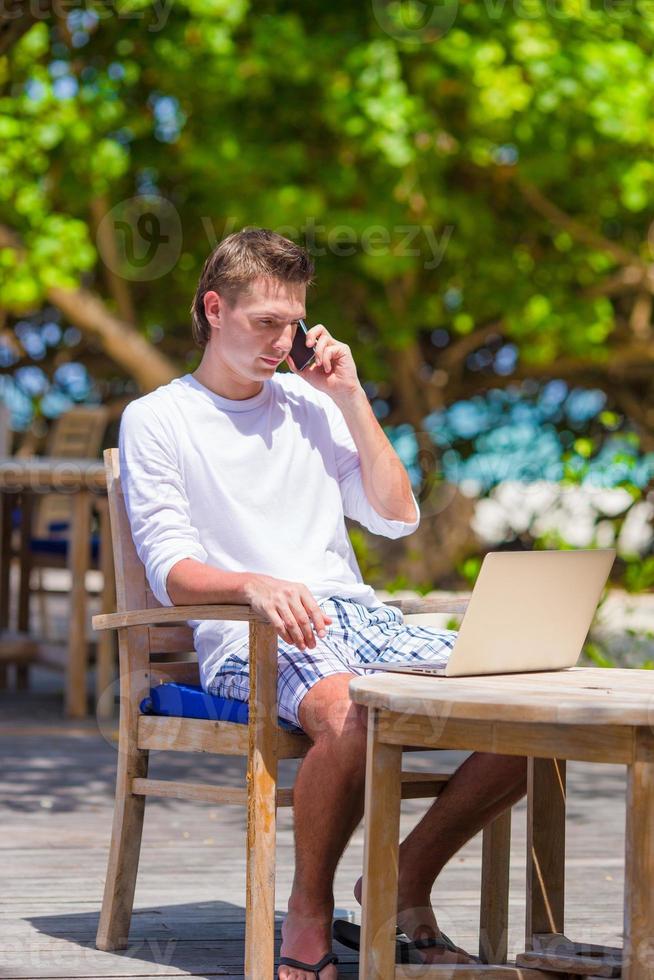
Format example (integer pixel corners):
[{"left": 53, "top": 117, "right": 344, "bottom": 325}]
[{"left": 273, "top": 323, "right": 296, "bottom": 354}]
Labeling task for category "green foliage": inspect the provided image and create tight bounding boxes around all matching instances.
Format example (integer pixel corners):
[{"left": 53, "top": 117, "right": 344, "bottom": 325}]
[
  {"left": 457, "top": 555, "right": 483, "bottom": 586},
  {"left": 583, "top": 640, "right": 615, "bottom": 669},
  {"left": 2, "top": 2, "right": 654, "bottom": 598},
  {"left": 2, "top": 2, "right": 654, "bottom": 371},
  {"left": 624, "top": 556, "right": 654, "bottom": 594}
]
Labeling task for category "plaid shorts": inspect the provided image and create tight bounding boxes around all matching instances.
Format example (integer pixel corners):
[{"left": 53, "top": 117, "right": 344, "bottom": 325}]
[{"left": 207, "top": 595, "right": 457, "bottom": 730}]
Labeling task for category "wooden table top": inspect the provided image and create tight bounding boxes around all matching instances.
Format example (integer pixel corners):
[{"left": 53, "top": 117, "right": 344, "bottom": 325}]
[
  {"left": 0, "top": 456, "right": 106, "bottom": 492},
  {"left": 349, "top": 667, "right": 654, "bottom": 726}
]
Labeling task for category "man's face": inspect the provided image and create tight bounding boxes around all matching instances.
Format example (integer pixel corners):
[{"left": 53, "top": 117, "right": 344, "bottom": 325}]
[{"left": 204, "top": 276, "right": 307, "bottom": 388}]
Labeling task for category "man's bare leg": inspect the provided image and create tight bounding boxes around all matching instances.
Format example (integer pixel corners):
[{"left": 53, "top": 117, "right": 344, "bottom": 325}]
[{"left": 278, "top": 674, "right": 527, "bottom": 978}]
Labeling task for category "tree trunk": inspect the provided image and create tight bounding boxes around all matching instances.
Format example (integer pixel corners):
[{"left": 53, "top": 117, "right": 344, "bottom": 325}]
[{"left": 48, "top": 285, "right": 178, "bottom": 392}]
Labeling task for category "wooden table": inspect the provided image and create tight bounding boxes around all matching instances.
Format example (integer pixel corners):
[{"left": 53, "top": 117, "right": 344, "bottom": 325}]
[
  {"left": 350, "top": 667, "right": 654, "bottom": 979},
  {"left": 0, "top": 457, "right": 114, "bottom": 718}
]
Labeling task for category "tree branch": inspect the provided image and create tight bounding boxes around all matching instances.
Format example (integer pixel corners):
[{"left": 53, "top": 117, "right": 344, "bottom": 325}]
[
  {"left": 514, "top": 176, "right": 646, "bottom": 270},
  {"left": 0, "top": 223, "right": 178, "bottom": 391}
]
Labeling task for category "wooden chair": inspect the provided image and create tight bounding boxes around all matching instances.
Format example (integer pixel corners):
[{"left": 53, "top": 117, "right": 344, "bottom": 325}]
[
  {"left": 92, "top": 447, "right": 513, "bottom": 977},
  {"left": 17, "top": 405, "right": 110, "bottom": 636}
]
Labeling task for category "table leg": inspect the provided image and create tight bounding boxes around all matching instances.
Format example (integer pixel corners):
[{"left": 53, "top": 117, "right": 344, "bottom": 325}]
[
  {"left": 479, "top": 807, "right": 511, "bottom": 964},
  {"left": 623, "top": 731, "right": 654, "bottom": 979},
  {"left": 17, "top": 489, "right": 33, "bottom": 633},
  {"left": 66, "top": 490, "right": 92, "bottom": 718},
  {"left": 359, "top": 708, "right": 402, "bottom": 980},
  {"left": 95, "top": 497, "right": 115, "bottom": 719},
  {"left": 16, "top": 490, "right": 34, "bottom": 689},
  {"left": 526, "top": 758, "right": 566, "bottom": 947},
  {"left": 0, "top": 491, "right": 11, "bottom": 688}
]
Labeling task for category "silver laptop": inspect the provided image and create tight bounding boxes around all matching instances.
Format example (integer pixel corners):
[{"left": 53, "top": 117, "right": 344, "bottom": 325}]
[{"left": 348, "top": 549, "right": 615, "bottom": 677}]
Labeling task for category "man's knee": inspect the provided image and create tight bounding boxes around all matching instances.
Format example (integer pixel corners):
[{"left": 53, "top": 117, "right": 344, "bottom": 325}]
[{"left": 298, "top": 673, "right": 368, "bottom": 745}]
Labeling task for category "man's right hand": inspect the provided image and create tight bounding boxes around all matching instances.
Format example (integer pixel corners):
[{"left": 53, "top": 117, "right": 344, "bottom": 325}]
[{"left": 243, "top": 574, "right": 332, "bottom": 651}]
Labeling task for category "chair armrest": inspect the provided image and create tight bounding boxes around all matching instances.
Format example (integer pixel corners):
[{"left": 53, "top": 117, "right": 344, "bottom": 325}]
[
  {"left": 384, "top": 594, "right": 471, "bottom": 616},
  {"left": 92, "top": 603, "right": 269, "bottom": 631}
]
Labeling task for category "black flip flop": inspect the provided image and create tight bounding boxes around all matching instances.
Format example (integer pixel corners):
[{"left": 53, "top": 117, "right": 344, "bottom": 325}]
[
  {"left": 333, "top": 918, "right": 473, "bottom": 964},
  {"left": 278, "top": 951, "right": 339, "bottom": 978}
]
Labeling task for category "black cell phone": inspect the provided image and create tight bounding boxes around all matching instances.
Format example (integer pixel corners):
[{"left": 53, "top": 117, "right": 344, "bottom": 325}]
[{"left": 289, "top": 318, "right": 316, "bottom": 371}]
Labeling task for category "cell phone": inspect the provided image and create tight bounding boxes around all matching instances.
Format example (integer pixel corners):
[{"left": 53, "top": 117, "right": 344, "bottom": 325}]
[{"left": 289, "top": 318, "right": 316, "bottom": 371}]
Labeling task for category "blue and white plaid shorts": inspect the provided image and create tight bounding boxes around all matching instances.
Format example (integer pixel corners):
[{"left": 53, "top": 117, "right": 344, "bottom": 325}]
[{"left": 207, "top": 595, "right": 457, "bottom": 730}]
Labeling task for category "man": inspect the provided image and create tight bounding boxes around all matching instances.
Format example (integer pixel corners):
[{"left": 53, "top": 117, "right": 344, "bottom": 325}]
[{"left": 120, "top": 228, "right": 526, "bottom": 980}]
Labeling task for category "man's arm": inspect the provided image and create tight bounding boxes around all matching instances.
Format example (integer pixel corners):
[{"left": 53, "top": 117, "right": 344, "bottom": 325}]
[
  {"left": 332, "top": 385, "right": 418, "bottom": 524},
  {"left": 166, "top": 558, "right": 332, "bottom": 651},
  {"left": 166, "top": 558, "right": 252, "bottom": 605}
]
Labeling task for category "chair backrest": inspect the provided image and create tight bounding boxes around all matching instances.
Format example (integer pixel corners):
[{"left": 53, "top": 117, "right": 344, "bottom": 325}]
[
  {"left": 103, "top": 447, "right": 199, "bottom": 686},
  {"left": 35, "top": 406, "right": 111, "bottom": 537},
  {"left": 48, "top": 405, "right": 110, "bottom": 457}
]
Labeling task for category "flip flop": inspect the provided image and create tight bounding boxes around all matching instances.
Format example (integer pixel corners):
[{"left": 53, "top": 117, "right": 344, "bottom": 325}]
[
  {"left": 278, "top": 951, "right": 339, "bottom": 978},
  {"left": 333, "top": 918, "right": 474, "bottom": 964}
]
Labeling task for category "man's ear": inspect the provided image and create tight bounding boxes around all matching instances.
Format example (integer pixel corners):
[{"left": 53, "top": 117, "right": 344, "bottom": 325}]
[{"left": 203, "top": 290, "right": 221, "bottom": 329}]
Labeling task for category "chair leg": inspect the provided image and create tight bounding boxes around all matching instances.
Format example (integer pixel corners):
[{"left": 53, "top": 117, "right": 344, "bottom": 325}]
[
  {"left": 35, "top": 568, "right": 50, "bottom": 639},
  {"left": 96, "top": 746, "right": 149, "bottom": 951},
  {"left": 479, "top": 806, "right": 512, "bottom": 964},
  {"left": 16, "top": 663, "right": 29, "bottom": 690},
  {"left": 244, "top": 623, "right": 279, "bottom": 980}
]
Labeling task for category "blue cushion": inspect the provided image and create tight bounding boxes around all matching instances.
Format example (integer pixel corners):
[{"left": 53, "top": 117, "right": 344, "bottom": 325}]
[
  {"left": 139, "top": 682, "right": 304, "bottom": 734},
  {"left": 11, "top": 507, "right": 99, "bottom": 560},
  {"left": 29, "top": 532, "right": 100, "bottom": 560}
]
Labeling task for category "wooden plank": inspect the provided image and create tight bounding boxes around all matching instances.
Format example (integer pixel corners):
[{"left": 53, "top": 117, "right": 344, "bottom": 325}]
[
  {"left": 131, "top": 777, "right": 247, "bottom": 806},
  {"left": 359, "top": 707, "right": 403, "bottom": 980},
  {"left": 136, "top": 714, "right": 311, "bottom": 759},
  {"left": 274, "top": 772, "right": 449, "bottom": 809},
  {"left": 0, "top": 456, "right": 106, "bottom": 491},
  {"left": 17, "top": 488, "right": 32, "bottom": 633},
  {"left": 350, "top": 669, "right": 654, "bottom": 727},
  {"left": 385, "top": 595, "right": 471, "bottom": 615},
  {"left": 623, "top": 730, "right": 654, "bottom": 980},
  {"left": 149, "top": 661, "right": 200, "bottom": 686},
  {"left": 0, "top": 490, "right": 11, "bottom": 688},
  {"left": 396, "top": 968, "right": 565, "bottom": 979},
  {"left": 147, "top": 625, "right": 195, "bottom": 654},
  {"left": 526, "top": 760, "right": 566, "bottom": 945},
  {"left": 244, "top": 621, "right": 279, "bottom": 980},
  {"left": 517, "top": 938, "right": 620, "bottom": 977},
  {"left": 479, "top": 808, "right": 511, "bottom": 965},
  {"left": 95, "top": 622, "right": 150, "bottom": 951},
  {"left": 0, "top": 491, "right": 12, "bottom": 630},
  {"left": 137, "top": 713, "right": 248, "bottom": 755},
  {"left": 66, "top": 489, "right": 92, "bottom": 718},
  {"left": 93, "top": 603, "right": 269, "bottom": 631},
  {"left": 376, "top": 713, "right": 636, "bottom": 765},
  {"left": 96, "top": 495, "right": 116, "bottom": 719},
  {"left": 96, "top": 449, "right": 151, "bottom": 953}
]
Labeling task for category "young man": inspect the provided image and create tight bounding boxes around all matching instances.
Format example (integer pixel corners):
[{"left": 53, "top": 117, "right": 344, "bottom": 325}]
[{"left": 119, "top": 228, "right": 526, "bottom": 980}]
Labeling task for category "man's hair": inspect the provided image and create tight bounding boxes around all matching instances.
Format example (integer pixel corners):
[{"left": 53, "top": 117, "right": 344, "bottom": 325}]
[{"left": 190, "top": 227, "right": 315, "bottom": 348}]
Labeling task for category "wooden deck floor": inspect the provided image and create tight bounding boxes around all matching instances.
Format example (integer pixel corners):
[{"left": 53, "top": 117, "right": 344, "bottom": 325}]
[{"left": 1, "top": 665, "right": 628, "bottom": 979}]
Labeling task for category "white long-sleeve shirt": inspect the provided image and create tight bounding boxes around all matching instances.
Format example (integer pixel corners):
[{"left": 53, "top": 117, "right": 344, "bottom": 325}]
[{"left": 118, "top": 371, "right": 420, "bottom": 690}]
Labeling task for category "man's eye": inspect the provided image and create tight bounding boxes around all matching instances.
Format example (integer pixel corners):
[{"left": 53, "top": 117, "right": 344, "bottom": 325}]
[{"left": 260, "top": 319, "right": 272, "bottom": 325}]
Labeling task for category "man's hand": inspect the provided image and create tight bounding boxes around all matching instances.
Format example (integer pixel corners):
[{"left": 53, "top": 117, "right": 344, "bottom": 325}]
[
  {"left": 287, "top": 324, "right": 361, "bottom": 403},
  {"left": 243, "top": 574, "right": 333, "bottom": 651}
]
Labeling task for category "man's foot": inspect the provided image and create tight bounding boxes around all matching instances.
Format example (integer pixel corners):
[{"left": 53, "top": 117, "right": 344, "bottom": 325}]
[
  {"left": 279, "top": 906, "right": 339, "bottom": 980},
  {"left": 353, "top": 875, "right": 474, "bottom": 965}
]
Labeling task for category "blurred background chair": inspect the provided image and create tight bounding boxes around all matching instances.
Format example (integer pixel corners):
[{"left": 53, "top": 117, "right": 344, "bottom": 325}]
[
  {"left": 6, "top": 405, "right": 110, "bottom": 691},
  {"left": 17, "top": 405, "right": 109, "bottom": 633}
]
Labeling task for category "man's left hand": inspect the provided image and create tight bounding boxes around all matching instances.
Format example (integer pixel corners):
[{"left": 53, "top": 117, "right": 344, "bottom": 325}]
[{"left": 287, "top": 324, "right": 361, "bottom": 402}]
